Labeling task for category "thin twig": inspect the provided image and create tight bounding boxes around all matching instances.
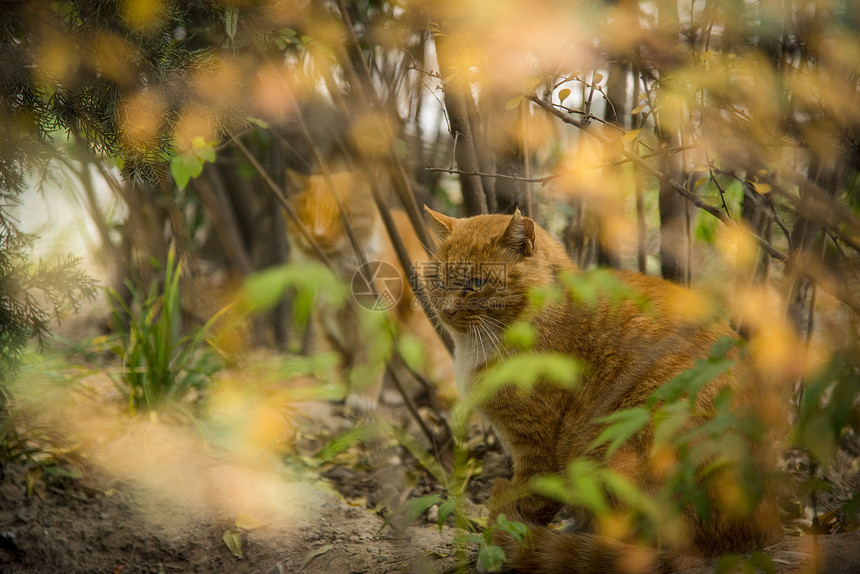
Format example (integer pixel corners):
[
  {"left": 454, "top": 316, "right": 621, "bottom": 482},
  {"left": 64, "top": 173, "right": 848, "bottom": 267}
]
[
  {"left": 527, "top": 93, "right": 788, "bottom": 262},
  {"left": 424, "top": 166, "right": 551, "bottom": 184},
  {"left": 230, "top": 130, "right": 449, "bottom": 449},
  {"left": 707, "top": 167, "right": 734, "bottom": 221}
]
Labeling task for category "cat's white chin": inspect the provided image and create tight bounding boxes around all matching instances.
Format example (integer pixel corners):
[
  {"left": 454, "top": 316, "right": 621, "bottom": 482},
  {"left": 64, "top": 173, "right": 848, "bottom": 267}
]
[{"left": 449, "top": 330, "right": 499, "bottom": 398}]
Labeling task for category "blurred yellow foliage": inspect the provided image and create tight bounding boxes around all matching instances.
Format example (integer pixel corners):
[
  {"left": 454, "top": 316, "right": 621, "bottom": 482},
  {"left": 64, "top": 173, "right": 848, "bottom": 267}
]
[
  {"left": 118, "top": 88, "right": 165, "bottom": 152},
  {"left": 121, "top": 0, "right": 166, "bottom": 34}
]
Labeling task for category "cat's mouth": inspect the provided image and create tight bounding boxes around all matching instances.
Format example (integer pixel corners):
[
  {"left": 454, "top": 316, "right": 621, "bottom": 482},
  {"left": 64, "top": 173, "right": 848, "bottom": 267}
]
[
  {"left": 432, "top": 307, "right": 467, "bottom": 332},
  {"left": 438, "top": 312, "right": 498, "bottom": 338}
]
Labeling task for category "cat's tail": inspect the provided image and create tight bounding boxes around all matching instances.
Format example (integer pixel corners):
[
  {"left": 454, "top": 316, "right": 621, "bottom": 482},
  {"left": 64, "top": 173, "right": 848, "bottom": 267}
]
[{"left": 488, "top": 479, "right": 706, "bottom": 574}]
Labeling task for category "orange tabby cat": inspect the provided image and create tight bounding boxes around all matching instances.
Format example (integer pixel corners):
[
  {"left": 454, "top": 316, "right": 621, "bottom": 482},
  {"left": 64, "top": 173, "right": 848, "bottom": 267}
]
[
  {"left": 285, "top": 170, "right": 454, "bottom": 409},
  {"left": 422, "top": 207, "right": 783, "bottom": 573}
]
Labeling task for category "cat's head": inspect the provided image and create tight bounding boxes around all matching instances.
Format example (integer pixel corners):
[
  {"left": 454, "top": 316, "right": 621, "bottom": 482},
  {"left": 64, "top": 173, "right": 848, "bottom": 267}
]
[
  {"left": 285, "top": 169, "right": 377, "bottom": 273},
  {"left": 421, "top": 207, "right": 570, "bottom": 340}
]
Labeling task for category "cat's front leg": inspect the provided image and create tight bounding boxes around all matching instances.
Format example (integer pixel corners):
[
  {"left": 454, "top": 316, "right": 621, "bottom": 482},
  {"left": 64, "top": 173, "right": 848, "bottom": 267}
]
[
  {"left": 504, "top": 450, "right": 563, "bottom": 525},
  {"left": 510, "top": 484, "right": 562, "bottom": 526},
  {"left": 486, "top": 473, "right": 560, "bottom": 527}
]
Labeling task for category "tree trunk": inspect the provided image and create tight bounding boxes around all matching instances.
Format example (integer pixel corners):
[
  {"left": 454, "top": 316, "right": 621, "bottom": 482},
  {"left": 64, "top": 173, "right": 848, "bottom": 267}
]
[
  {"left": 656, "top": 0, "right": 689, "bottom": 284},
  {"left": 435, "top": 34, "right": 488, "bottom": 216}
]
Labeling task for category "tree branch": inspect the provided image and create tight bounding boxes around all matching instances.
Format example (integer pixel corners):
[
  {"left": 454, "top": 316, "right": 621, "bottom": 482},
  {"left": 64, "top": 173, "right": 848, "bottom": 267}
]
[{"left": 527, "top": 94, "right": 788, "bottom": 262}]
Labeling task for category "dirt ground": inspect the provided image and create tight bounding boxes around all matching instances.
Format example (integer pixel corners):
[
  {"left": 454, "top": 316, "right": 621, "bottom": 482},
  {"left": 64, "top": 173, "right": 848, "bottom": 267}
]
[
  {"left": 1, "top": 353, "right": 860, "bottom": 574},
  {"left": 0, "top": 389, "right": 464, "bottom": 574}
]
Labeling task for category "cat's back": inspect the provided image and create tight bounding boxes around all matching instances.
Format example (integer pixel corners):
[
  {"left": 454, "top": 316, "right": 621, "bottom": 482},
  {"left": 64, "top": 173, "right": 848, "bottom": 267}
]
[{"left": 533, "top": 268, "right": 740, "bottom": 413}]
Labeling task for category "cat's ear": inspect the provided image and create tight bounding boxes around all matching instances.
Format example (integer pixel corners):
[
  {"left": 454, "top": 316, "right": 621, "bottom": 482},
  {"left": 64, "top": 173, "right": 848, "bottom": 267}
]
[
  {"left": 285, "top": 168, "right": 309, "bottom": 191},
  {"left": 424, "top": 206, "right": 457, "bottom": 240},
  {"left": 500, "top": 208, "right": 535, "bottom": 257}
]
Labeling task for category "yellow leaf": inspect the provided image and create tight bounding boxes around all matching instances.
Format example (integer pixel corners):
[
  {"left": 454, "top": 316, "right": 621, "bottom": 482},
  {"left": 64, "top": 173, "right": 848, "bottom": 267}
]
[
  {"left": 300, "top": 544, "right": 334, "bottom": 570},
  {"left": 558, "top": 88, "right": 571, "bottom": 105},
  {"left": 235, "top": 513, "right": 269, "bottom": 531},
  {"left": 222, "top": 528, "right": 243, "bottom": 559},
  {"left": 26, "top": 469, "right": 46, "bottom": 500},
  {"left": 621, "top": 129, "right": 643, "bottom": 144},
  {"left": 631, "top": 103, "right": 647, "bottom": 115},
  {"left": 752, "top": 182, "right": 772, "bottom": 194},
  {"left": 505, "top": 95, "right": 523, "bottom": 111},
  {"left": 345, "top": 496, "right": 367, "bottom": 507}
]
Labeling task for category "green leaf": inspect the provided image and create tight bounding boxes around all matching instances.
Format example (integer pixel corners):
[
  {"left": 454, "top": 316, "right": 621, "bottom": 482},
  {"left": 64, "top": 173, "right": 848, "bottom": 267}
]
[
  {"left": 495, "top": 513, "right": 529, "bottom": 544},
  {"left": 749, "top": 550, "right": 776, "bottom": 574},
  {"left": 652, "top": 401, "right": 690, "bottom": 448},
  {"left": 709, "top": 336, "right": 737, "bottom": 360},
  {"left": 403, "top": 494, "right": 441, "bottom": 524},
  {"left": 170, "top": 154, "right": 203, "bottom": 190},
  {"left": 397, "top": 336, "right": 425, "bottom": 371},
  {"left": 245, "top": 116, "right": 269, "bottom": 129},
  {"left": 843, "top": 492, "right": 860, "bottom": 522},
  {"left": 43, "top": 466, "right": 84, "bottom": 479},
  {"left": 477, "top": 543, "right": 506, "bottom": 572},
  {"left": 715, "top": 554, "right": 741, "bottom": 574},
  {"left": 569, "top": 470, "right": 608, "bottom": 515},
  {"left": 386, "top": 423, "right": 451, "bottom": 487},
  {"left": 467, "top": 352, "right": 581, "bottom": 408},
  {"left": 437, "top": 498, "right": 456, "bottom": 530},
  {"left": 196, "top": 145, "right": 216, "bottom": 164},
  {"left": 591, "top": 407, "right": 651, "bottom": 458},
  {"left": 647, "top": 357, "right": 735, "bottom": 408},
  {"left": 170, "top": 155, "right": 191, "bottom": 190},
  {"left": 600, "top": 471, "right": 661, "bottom": 519},
  {"left": 315, "top": 424, "right": 374, "bottom": 463},
  {"left": 532, "top": 461, "right": 609, "bottom": 515},
  {"left": 242, "top": 264, "right": 344, "bottom": 314},
  {"left": 677, "top": 412, "right": 734, "bottom": 445},
  {"left": 798, "top": 478, "right": 833, "bottom": 495},
  {"left": 530, "top": 475, "right": 570, "bottom": 504},
  {"left": 503, "top": 321, "right": 536, "bottom": 349},
  {"left": 384, "top": 494, "right": 441, "bottom": 533}
]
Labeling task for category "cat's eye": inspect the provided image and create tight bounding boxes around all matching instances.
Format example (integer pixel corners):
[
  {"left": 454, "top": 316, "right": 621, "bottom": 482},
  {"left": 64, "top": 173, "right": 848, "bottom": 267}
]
[{"left": 468, "top": 277, "right": 485, "bottom": 291}]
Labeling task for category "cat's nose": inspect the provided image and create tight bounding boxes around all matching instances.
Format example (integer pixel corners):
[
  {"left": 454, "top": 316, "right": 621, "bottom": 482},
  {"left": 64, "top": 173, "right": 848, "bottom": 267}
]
[{"left": 443, "top": 308, "right": 457, "bottom": 318}]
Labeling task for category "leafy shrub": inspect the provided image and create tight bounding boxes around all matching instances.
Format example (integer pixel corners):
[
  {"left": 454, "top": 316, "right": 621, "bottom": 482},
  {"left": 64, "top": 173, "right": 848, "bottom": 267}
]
[
  {"left": 108, "top": 246, "right": 222, "bottom": 414},
  {"left": 0, "top": 224, "right": 96, "bottom": 386}
]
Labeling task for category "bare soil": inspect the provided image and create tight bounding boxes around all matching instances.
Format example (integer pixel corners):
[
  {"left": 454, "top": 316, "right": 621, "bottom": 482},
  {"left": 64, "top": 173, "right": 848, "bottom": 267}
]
[{"left": 1, "top": 355, "right": 859, "bottom": 574}]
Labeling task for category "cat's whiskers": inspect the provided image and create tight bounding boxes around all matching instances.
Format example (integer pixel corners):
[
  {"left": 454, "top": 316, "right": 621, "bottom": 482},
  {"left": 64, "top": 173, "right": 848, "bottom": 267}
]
[
  {"left": 470, "top": 321, "right": 490, "bottom": 368},
  {"left": 476, "top": 315, "right": 527, "bottom": 383},
  {"left": 414, "top": 236, "right": 443, "bottom": 263},
  {"left": 474, "top": 317, "right": 502, "bottom": 367},
  {"left": 479, "top": 315, "right": 507, "bottom": 332}
]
